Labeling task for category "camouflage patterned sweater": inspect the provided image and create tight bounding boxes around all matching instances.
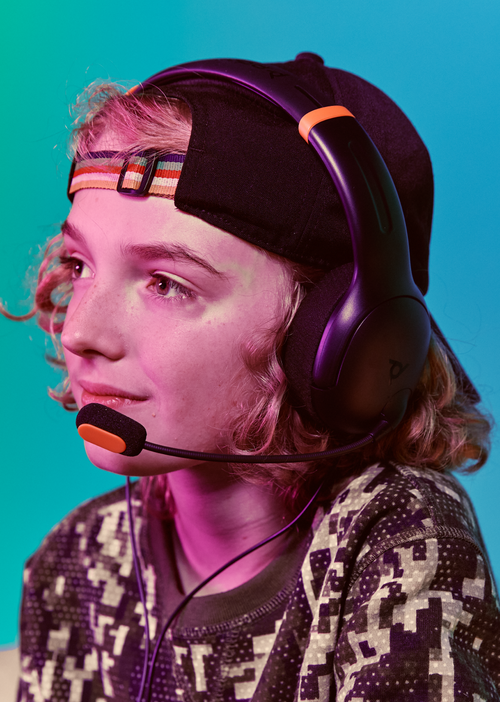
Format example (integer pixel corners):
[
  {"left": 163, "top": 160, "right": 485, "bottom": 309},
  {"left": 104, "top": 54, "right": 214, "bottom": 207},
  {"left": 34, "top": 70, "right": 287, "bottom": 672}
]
[{"left": 17, "top": 463, "right": 500, "bottom": 701}]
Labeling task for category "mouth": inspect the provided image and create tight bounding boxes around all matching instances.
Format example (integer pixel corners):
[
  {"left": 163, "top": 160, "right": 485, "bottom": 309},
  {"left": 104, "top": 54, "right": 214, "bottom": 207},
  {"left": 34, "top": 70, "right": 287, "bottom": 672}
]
[{"left": 80, "top": 382, "right": 148, "bottom": 409}]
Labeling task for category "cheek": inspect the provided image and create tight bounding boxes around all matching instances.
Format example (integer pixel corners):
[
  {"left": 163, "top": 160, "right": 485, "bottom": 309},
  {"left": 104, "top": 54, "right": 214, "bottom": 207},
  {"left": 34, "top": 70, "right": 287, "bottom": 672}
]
[{"left": 145, "top": 318, "right": 247, "bottom": 414}]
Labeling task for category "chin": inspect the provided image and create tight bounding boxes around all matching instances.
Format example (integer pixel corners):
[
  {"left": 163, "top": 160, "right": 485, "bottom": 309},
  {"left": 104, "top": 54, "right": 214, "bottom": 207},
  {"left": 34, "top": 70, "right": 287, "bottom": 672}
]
[{"left": 83, "top": 441, "right": 200, "bottom": 477}]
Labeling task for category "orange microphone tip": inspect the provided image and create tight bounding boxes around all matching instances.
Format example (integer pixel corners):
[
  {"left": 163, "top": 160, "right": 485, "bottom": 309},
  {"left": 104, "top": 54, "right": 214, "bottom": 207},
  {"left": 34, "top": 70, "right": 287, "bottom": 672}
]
[{"left": 77, "top": 423, "right": 127, "bottom": 454}]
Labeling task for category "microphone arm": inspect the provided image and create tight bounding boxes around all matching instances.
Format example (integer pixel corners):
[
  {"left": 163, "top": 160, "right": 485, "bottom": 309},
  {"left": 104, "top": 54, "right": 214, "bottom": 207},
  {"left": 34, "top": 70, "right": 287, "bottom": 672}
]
[{"left": 76, "top": 403, "right": 388, "bottom": 463}]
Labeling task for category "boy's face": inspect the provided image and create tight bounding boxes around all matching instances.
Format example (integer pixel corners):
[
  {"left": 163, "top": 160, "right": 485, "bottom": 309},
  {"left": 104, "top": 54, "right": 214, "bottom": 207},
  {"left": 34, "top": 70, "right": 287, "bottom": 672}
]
[{"left": 61, "top": 188, "right": 288, "bottom": 476}]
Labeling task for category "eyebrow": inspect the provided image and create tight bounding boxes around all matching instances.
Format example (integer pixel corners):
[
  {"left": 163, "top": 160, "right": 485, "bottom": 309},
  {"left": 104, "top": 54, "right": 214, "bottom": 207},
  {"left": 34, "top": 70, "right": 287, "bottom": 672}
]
[
  {"left": 61, "top": 220, "right": 84, "bottom": 242},
  {"left": 61, "top": 220, "right": 227, "bottom": 279}
]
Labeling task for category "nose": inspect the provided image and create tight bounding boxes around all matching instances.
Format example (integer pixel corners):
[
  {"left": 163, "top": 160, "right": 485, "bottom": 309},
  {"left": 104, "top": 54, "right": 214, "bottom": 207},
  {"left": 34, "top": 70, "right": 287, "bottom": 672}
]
[{"left": 61, "top": 283, "right": 126, "bottom": 361}]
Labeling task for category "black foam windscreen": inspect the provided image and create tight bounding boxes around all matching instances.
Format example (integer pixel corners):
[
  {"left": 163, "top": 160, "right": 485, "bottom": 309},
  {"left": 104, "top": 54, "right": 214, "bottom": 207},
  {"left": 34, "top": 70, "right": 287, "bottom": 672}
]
[{"left": 76, "top": 403, "right": 146, "bottom": 456}]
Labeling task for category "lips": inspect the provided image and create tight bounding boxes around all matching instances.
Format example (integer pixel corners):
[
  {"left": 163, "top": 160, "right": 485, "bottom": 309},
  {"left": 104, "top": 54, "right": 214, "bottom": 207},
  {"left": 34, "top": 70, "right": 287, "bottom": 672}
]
[{"left": 80, "top": 382, "right": 148, "bottom": 409}]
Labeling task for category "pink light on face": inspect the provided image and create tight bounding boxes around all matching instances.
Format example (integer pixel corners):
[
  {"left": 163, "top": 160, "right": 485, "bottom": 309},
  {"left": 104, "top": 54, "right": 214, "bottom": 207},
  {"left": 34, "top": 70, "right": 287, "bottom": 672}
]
[{"left": 61, "top": 189, "right": 288, "bottom": 477}]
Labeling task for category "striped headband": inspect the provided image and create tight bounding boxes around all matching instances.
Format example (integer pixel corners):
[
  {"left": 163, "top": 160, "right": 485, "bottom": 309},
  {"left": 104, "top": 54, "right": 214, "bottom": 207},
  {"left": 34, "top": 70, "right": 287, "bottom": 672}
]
[{"left": 67, "top": 150, "right": 185, "bottom": 201}]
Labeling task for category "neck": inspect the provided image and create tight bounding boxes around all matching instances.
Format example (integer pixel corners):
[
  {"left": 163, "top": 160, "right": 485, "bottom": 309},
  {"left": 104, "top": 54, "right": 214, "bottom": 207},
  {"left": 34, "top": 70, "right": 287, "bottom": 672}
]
[{"left": 166, "top": 462, "right": 294, "bottom": 595}]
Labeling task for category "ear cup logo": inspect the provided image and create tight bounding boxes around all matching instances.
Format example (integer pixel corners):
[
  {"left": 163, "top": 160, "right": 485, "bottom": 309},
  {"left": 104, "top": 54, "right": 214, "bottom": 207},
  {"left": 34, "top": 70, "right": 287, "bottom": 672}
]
[{"left": 389, "top": 359, "right": 409, "bottom": 382}]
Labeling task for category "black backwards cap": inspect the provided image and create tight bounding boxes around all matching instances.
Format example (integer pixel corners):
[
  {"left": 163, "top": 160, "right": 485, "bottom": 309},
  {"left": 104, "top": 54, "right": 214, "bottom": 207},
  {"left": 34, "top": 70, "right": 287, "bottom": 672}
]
[{"left": 143, "top": 52, "right": 434, "bottom": 295}]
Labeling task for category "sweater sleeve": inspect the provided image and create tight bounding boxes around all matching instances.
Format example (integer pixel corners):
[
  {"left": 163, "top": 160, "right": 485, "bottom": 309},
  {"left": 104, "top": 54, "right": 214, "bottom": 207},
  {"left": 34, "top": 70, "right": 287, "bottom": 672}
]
[
  {"left": 16, "top": 503, "right": 114, "bottom": 702},
  {"left": 334, "top": 533, "right": 500, "bottom": 701}
]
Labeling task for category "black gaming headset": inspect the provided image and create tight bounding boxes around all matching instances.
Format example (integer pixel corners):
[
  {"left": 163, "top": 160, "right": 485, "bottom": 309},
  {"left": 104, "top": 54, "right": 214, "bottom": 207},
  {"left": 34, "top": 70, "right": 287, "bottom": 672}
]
[{"left": 76, "top": 58, "right": 431, "bottom": 456}]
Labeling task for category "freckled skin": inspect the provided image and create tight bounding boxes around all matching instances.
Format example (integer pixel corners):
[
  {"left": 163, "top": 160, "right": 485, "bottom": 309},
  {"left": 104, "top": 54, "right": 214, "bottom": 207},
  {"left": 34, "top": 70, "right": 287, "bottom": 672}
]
[{"left": 62, "top": 189, "right": 288, "bottom": 478}]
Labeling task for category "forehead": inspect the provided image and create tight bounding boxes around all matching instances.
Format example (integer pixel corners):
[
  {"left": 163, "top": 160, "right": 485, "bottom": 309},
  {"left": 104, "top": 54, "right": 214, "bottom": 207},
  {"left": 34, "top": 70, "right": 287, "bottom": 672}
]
[{"left": 66, "top": 188, "right": 287, "bottom": 286}]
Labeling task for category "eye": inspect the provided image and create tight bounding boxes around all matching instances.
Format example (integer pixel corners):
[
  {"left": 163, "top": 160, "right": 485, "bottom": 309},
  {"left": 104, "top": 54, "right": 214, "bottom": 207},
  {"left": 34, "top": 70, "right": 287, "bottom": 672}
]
[
  {"left": 149, "top": 274, "right": 194, "bottom": 301},
  {"left": 60, "top": 255, "right": 92, "bottom": 280}
]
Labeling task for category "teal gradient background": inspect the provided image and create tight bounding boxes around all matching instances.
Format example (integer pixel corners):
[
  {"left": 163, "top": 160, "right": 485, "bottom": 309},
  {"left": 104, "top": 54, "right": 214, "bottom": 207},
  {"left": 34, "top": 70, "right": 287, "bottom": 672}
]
[{"left": 1, "top": 0, "right": 499, "bottom": 646}]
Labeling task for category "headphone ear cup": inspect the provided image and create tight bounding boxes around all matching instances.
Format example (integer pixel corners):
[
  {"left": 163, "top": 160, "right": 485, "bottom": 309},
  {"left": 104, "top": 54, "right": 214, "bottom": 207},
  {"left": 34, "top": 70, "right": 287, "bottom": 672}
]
[{"left": 283, "top": 263, "right": 353, "bottom": 424}]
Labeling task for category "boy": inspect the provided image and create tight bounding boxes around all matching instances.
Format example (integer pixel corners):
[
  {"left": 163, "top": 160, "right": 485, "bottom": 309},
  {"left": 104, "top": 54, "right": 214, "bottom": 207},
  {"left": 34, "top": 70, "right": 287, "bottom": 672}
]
[{"left": 9, "top": 53, "right": 499, "bottom": 701}]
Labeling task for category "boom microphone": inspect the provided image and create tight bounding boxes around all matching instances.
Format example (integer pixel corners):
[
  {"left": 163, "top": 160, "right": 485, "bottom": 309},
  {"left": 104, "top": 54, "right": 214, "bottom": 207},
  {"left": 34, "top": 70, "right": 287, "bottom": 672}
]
[{"left": 76, "top": 403, "right": 389, "bottom": 463}]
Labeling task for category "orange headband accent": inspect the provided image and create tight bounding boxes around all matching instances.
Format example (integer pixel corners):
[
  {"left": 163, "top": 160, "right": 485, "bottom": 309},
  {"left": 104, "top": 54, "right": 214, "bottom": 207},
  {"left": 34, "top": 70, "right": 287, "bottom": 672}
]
[{"left": 298, "top": 106, "right": 355, "bottom": 143}]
